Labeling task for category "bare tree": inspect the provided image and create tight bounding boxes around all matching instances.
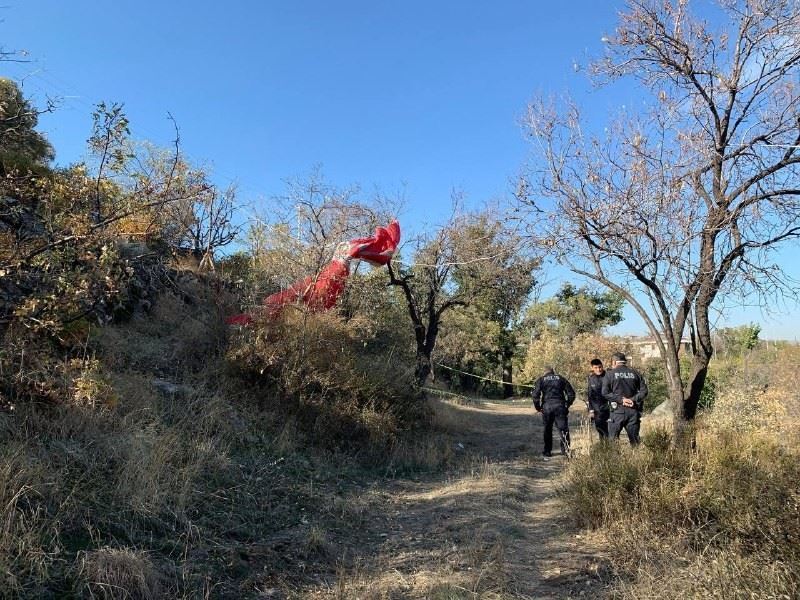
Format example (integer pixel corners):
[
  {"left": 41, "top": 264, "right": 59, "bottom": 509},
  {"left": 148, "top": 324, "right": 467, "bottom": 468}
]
[
  {"left": 164, "top": 183, "right": 240, "bottom": 271},
  {"left": 245, "top": 170, "right": 395, "bottom": 294},
  {"left": 519, "top": 0, "right": 800, "bottom": 443}
]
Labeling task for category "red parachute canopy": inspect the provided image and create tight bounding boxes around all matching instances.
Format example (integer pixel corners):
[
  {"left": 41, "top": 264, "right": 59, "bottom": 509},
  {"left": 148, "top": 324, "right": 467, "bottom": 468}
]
[
  {"left": 347, "top": 219, "right": 401, "bottom": 266},
  {"left": 263, "top": 258, "right": 350, "bottom": 318},
  {"left": 225, "top": 220, "right": 400, "bottom": 325}
]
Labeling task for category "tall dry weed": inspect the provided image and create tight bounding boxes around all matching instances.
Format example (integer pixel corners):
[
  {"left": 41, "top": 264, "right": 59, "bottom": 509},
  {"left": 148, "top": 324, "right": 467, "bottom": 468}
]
[
  {"left": 226, "top": 310, "right": 424, "bottom": 457},
  {"left": 0, "top": 445, "right": 60, "bottom": 598},
  {"left": 75, "top": 547, "right": 162, "bottom": 600},
  {"left": 561, "top": 346, "right": 800, "bottom": 599}
]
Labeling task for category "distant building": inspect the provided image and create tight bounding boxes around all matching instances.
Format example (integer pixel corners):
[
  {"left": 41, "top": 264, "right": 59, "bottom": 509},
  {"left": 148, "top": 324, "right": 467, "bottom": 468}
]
[{"left": 628, "top": 336, "right": 692, "bottom": 360}]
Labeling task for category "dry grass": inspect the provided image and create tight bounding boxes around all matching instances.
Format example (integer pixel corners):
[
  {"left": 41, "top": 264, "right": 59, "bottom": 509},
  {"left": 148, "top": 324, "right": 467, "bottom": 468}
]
[
  {"left": 322, "top": 425, "right": 531, "bottom": 600},
  {"left": 0, "top": 382, "right": 245, "bottom": 596},
  {"left": 329, "top": 530, "right": 510, "bottom": 600},
  {"left": 0, "top": 444, "right": 58, "bottom": 598},
  {"left": 385, "top": 433, "right": 457, "bottom": 473},
  {"left": 560, "top": 344, "right": 800, "bottom": 598},
  {"left": 0, "top": 285, "right": 257, "bottom": 596},
  {"left": 429, "top": 397, "right": 480, "bottom": 433},
  {"left": 76, "top": 547, "right": 162, "bottom": 600},
  {"left": 0, "top": 281, "right": 460, "bottom": 597},
  {"left": 306, "top": 525, "right": 331, "bottom": 556}
]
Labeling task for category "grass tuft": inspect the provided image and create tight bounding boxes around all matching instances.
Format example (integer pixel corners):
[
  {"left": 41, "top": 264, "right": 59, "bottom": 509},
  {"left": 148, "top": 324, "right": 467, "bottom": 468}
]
[
  {"left": 75, "top": 547, "right": 162, "bottom": 600},
  {"left": 561, "top": 345, "right": 800, "bottom": 597}
]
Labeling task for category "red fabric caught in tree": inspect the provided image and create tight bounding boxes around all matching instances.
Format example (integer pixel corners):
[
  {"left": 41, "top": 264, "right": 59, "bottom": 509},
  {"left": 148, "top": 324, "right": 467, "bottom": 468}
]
[
  {"left": 346, "top": 220, "right": 401, "bottom": 265},
  {"left": 263, "top": 258, "right": 351, "bottom": 317},
  {"left": 225, "top": 219, "right": 400, "bottom": 325}
]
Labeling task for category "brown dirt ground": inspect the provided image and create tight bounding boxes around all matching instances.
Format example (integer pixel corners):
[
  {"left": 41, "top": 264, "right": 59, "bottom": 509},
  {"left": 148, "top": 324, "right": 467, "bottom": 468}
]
[{"left": 265, "top": 400, "right": 610, "bottom": 599}]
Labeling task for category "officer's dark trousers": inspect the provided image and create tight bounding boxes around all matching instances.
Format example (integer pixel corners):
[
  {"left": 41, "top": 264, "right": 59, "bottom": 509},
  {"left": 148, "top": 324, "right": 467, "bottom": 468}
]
[
  {"left": 542, "top": 405, "right": 570, "bottom": 454},
  {"left": 592, "top": 409, "right": 609, "bottom": 440},
  {"left": 608, "top": 407, "right": 640, "bottom": 445}
]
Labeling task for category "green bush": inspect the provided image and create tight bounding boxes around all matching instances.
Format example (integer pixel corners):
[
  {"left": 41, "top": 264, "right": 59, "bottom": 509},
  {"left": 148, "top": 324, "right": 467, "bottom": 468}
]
[
  {"left": 641, "top": 360, "right": 669, "bottom": 412},
  {"left": 697, "top": 372, "right": 716, "bottom": 410}
]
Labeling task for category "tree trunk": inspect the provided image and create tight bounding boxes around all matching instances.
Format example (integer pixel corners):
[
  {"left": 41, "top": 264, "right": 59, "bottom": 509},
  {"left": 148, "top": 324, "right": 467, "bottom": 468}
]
[
  {"left": 684, "top": 360, "right": 710, "bottom": 420},
  {"left": 675, "top": 294, "right": 715, "bottom": 447},
  {"left": 415, "top": 350, "right": 432, "bottom": 387},
  {"left": 501, "top": 346, "right": 514, "bottom": 398},
  {"left": 652, "top": 338, "right": 695, "bottom": 448},
  {"left": 685, "top": 297, "right": 714, "bottom": 418}
]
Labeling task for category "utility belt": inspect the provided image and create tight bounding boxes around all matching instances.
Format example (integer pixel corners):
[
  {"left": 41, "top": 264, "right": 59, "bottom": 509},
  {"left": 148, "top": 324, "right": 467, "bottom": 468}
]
[
  {"left": 542, "top": 401, "right": 568, "bottom": 410},
  {"left": 609, "top": 401, "right": 638, "bottom": 413}
]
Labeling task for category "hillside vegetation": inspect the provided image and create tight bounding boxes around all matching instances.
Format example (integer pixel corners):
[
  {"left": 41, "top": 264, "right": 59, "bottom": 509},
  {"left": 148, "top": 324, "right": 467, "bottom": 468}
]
[
  {"left": 0, "top": 271, "right": 469, "bottom": 598},
  {"left": 4, "top": 2, "right": 800, "bottom": 592},
  {"left": 562, "top": 344, "right": 800, "bottom": 598},
  {"left": 0, "top": 82, "right": 454, "bottom": 596}
]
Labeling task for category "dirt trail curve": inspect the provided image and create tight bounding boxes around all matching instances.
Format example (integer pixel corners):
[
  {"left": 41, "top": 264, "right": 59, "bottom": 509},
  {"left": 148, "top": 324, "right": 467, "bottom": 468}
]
[{"left": 300, "top": 400, "right": 608, "bottom": 599}]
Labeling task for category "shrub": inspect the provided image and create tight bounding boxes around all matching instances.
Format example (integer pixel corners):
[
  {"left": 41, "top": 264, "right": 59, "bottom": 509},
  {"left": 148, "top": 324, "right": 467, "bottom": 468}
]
[
  {"left": 520, "top": 330, "right": 633, "bottom": 391},
  {"left": 75, "top": 547, "right": 162, "bottom": 600},
  {"left": 641, "top": 359, "right": 669, "bottom": 412},
  {"left": 562, "top": 417, "right": 800, "bottom": 597},
  {"left": 226, "top": 310, "right": 425, "bottom": 456}
]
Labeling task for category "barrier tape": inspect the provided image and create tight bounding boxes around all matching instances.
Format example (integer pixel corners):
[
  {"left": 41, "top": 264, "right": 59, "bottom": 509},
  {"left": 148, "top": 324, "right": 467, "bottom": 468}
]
[
  {"left": 435, "top": 362, "right": 536, "bottom": 389},
  {"left": 434, "top": 363, "right": 591, "bottom": 409}
]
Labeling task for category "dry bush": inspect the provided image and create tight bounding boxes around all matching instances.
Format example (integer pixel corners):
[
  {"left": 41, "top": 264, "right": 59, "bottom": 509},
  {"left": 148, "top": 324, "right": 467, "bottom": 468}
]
[
  {"left": 706, "top": 342, "right": 800, "bottom": 440},
  {"left": 76, "top": 547, "right": 162, "bottom": 600},
  {"left": 561, "top": 381, "right": 800, "bottom": 598},
  {"left": 520, "top": 330, "right": 633, "bottom": 391},
  {"left": 0, "top": 328, "right": 118, "bottom": 408},
  {"left": 226, "top": 310, "right": 425, "bottom": 457},
  {"left": 709, "top": 386, "right": 787, "bottom": 434},
  {"left": 70, "top": 358, "right": 118, "bottom": 408},
  {"left": 93, "top": 277, "right": 233, "bottom": 377},
  {"left": 1, "top": 263, "right": 232, "bottom": 413},
  {"left": 305, "top": 525, "right": 330, "bottom": 556}
]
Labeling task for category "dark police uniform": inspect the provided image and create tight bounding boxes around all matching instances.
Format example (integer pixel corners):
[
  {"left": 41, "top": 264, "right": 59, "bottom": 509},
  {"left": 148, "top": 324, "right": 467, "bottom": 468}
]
[
  {"left": 532, "top": 372, "right": 576, "bottom": 455},
  {"left": 602, "top": 364, "right": 648, "bottom": 445},
  {"left": 587, "top": 371, "right": 609, "bottom": 439}
]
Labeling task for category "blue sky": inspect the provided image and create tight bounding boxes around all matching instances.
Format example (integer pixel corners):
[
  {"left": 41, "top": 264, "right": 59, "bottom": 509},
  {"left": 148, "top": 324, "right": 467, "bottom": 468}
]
[{"left": 3, "top": 1, "right": 799, "bottom": 339}]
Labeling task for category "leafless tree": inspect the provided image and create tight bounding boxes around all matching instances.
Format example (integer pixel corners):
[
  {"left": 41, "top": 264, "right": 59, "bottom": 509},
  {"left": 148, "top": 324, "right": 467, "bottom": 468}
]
[
  {"left": 164, "top": 183, "right": 240, "bottom": 271},
  {"left": 245, "top": 170, "right": 396, "bottom": 294},
  {"left": 519, "top": 0, "right": 800, "bottom": 443}
]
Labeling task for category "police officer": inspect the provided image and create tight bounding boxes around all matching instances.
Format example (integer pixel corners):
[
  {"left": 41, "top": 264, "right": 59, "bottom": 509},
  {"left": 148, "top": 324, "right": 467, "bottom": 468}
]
[
  {"left": 587, "top": 358, "right": 609, "bottom": 440},
  {"left": 531, "top": 366, "right": 576, "bottom": 457},
  {"left": 602, "top": 352, "right": 648, "bottom": 445}
]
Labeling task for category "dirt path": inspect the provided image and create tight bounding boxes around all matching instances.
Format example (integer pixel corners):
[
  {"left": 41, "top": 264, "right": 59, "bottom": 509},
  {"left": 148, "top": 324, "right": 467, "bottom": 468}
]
[{"left": 296, "top": 400, "right": 608, "bottom": 599}]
